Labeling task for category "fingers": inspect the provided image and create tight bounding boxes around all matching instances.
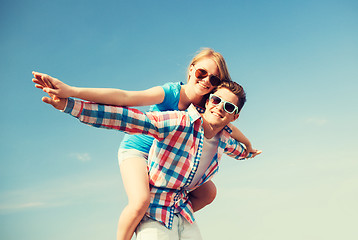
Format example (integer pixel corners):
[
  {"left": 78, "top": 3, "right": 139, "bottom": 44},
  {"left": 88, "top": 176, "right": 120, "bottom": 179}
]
[
  {"left": 42, "top": 96, "right": 63, "bottom": 110},
  {"left": 33, "top": 78, "right": 59, "bottom": 101},
  {"left": 41, "top": 75, "right": 55, "bottom": 89},
  {"left": 43, "top": 87, "right": 60, "bottom": 101},
  {"left": 35, "top": 71, "right": 65, "bottom": 110},
  {"left": 33, "top": 78, "right": 44, "bottom": 89},
  {"left": 32, "top": 78, "right": 41, "bottom": 84},
  {"left": 42, "top": 96, "right": 60, "bottom": 104},
  {"left": 251, "top": 150, "right": 262, "bottom": 158},
  {"left": 246, "top": 149, "right": 262, "bottom": 159},
  {"left": 43, "top": 87, "right": 57, "bottom": 95},
  {"left": 32, "top": 77, "right": 47, "bottom": 88},
  {"left": 42, "top": 96, "right": 55, "bottom": 105},
  {"left": 32, "top": 71, "right": 55, "bottom": 89},
  {"left": 32, "top": 71, "right": 42, "bottom": 79},
  {"left": 33, "top": 76, "right": 59, "bottom": 100},
  {"left": 32, "top": 71, "right": 42, "bottom": 76},
  {"left": 32, "top": 71, "right": 47, "bottom": 79},
  {"left": 32, "top": 72, "right": 46, "bottom": 84}
]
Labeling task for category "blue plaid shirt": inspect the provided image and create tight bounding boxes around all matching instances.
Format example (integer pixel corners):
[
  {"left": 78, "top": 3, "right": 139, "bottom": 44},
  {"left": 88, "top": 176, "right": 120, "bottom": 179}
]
[{"left": 63, "top": 98, "right": 250, "bottom": 229}]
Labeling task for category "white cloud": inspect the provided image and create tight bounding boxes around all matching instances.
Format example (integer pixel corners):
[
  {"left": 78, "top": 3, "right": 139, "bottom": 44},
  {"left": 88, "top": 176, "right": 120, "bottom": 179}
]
[
  {"left": 0, "top": 202, "right": 46, "bottom": 211},
  {"left": 70, "top": 152, "right": 91, "bottom": 162}
]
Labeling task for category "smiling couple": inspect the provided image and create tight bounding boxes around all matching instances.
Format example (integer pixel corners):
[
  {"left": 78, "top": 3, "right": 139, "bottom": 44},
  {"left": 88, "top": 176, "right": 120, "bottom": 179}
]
[{"left": 33, "top": 48, "right": 261, "bottom": 240}]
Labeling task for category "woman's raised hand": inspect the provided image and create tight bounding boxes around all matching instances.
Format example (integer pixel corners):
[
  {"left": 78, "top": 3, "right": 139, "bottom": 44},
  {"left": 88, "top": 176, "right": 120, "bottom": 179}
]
[{"left": 32, "top": 71, "right": 75, "bottom": 100}]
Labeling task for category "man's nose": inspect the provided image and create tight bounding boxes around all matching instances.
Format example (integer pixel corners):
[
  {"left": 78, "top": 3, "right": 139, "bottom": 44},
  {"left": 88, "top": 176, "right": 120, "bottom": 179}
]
[{"left": 215, "top": 101, "right": 225, "bottom": 112}]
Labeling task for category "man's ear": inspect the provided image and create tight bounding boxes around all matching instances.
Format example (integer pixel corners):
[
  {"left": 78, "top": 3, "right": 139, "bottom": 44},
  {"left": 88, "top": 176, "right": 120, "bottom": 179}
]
[
  {"left": 232, "top": 113, "right": 240, "bottom": 122},
  {"left": 205, "top": 98, "right": 210, "bottom": 108}
]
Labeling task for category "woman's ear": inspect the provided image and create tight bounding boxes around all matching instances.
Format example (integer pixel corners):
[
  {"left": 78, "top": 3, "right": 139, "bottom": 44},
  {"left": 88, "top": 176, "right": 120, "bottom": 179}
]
[
  {"left": 187, "top": 65, "right": 194, "bottom": 82},
  {"left": 189, "top": 64, "right": 194, "bottom": 74}
]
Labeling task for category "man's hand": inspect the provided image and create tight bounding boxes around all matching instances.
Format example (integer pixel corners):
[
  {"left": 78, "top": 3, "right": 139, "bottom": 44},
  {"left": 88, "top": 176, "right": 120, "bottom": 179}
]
[
  {"left": 247, "top": 149, "right": 262, "bottom": 158},
  {"left": 41, "top": 96, "right": 67, "bottom": 111}
]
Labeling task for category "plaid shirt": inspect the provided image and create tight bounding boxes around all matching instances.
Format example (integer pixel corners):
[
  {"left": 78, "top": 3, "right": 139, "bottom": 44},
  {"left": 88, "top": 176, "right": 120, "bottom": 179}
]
[{"left": 63, "top": 98, "right": 250, "bottom": 229}]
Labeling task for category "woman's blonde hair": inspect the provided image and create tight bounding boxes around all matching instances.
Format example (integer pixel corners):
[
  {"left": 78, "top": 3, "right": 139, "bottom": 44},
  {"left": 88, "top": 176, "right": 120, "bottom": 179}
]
[{"left": 188, "top": 48, "right": 231, "bottom": 81}]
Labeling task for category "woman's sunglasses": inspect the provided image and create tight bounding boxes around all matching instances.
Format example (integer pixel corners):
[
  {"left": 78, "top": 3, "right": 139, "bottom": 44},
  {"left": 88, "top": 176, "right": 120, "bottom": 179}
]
[
  {"left": 209, "top": 94, "right": 239, "bottom": 114},
  {"left": 193, "top": 65, "right": 221, "bottom": 87}
]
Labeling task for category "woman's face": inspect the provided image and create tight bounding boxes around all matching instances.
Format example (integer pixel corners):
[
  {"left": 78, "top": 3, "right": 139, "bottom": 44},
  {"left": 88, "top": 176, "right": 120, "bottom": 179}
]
[{"left": 188, "top": 58, "right": 220, "bottom": 96}]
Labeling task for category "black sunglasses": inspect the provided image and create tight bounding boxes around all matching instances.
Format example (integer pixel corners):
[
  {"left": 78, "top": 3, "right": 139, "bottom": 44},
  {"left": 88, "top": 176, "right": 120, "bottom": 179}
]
[
  {"left": 192, "top": 65, "right": 221, "bottom": 87},
  {"left": 209, "top": 94, "right": 239, "bottom": 114}
]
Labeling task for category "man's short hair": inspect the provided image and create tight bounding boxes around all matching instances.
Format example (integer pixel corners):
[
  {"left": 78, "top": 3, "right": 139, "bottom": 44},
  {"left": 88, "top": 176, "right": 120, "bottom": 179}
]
[{"left": 215, "top": 80, "right": 246, "bottom": 113}]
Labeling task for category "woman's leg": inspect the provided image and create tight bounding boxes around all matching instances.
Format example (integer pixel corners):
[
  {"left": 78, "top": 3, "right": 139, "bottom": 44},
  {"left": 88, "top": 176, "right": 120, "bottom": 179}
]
[
  {"left": 189, "top": 180, "right": 217, "bottom": 212},
  {"left": 117, "top": 156, "right": 150, "bottom": 240}
]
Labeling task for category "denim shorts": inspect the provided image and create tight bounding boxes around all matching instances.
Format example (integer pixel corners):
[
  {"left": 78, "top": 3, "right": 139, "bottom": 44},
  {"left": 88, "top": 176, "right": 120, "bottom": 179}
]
[{"left": 117, "top": 148, "right": 149, "bottom": 166}]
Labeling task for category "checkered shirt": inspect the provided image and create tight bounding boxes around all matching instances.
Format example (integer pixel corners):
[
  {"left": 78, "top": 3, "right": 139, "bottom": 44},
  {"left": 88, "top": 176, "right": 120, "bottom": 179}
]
[{"left": 63, "top": 98, "right": 250, "bottom": 229}]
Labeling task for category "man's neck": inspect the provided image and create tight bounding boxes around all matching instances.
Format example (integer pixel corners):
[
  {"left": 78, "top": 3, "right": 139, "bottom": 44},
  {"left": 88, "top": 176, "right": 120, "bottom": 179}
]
[{"left": 201, "top": 117, "right": 222, "bottom": 139}]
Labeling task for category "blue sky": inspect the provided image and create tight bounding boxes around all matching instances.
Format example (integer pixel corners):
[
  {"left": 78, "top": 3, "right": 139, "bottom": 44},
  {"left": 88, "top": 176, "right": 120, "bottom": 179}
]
[{"left": 1, "top": 0, "right": 357, "bottom": 239}]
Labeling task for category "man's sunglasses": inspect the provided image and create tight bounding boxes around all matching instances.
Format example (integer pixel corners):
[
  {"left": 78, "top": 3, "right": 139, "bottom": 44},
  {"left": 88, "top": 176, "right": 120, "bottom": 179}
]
[
  {"left": 209, "top": 94, "right": 239, "bottom": 114},
  {"left": 192, "top": 65, "right": 221, "bottom": 87}
]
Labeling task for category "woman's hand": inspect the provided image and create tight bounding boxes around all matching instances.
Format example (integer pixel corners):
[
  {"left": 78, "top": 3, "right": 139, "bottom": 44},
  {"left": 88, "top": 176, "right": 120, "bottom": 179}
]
[{"left": 32, "top": 71, "right": 75, "bottom": 99}]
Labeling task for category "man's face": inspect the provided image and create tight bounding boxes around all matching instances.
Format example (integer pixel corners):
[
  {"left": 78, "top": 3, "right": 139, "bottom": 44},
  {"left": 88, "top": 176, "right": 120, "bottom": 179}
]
[{"left": 202, "top": 87, "right": 240, "bottom": 129}]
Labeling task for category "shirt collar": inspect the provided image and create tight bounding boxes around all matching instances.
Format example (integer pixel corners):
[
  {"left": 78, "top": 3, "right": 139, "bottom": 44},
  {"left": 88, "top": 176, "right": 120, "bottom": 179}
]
[{"left": 187, "top": 104, "right": 202, "bottom": 123}]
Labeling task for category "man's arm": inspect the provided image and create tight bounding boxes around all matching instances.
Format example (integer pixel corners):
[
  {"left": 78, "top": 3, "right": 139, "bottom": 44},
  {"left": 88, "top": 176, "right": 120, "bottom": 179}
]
[
  {"left": 61, "top": 98, "right": 171, "bottom": 140},
  {"left": 227, "top": 123, "right": 262, "bottom": 157},
  {"left": 41, "top": 94, "right": 169, "bottom": 140},
  {"left": 224, "top": 137, "right": 262, "bottom": 160},
  {"left": 42, "top": 96, "right": 194, "bottom": 144},
  {"left": 228, "top": 123, "right": 253, "bottom": 155}
]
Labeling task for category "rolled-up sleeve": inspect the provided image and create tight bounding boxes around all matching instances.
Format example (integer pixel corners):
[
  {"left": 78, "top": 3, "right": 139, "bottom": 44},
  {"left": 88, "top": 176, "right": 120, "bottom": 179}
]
[{"left": 224, "top": 137, "right": 252, "bottom": 160}]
